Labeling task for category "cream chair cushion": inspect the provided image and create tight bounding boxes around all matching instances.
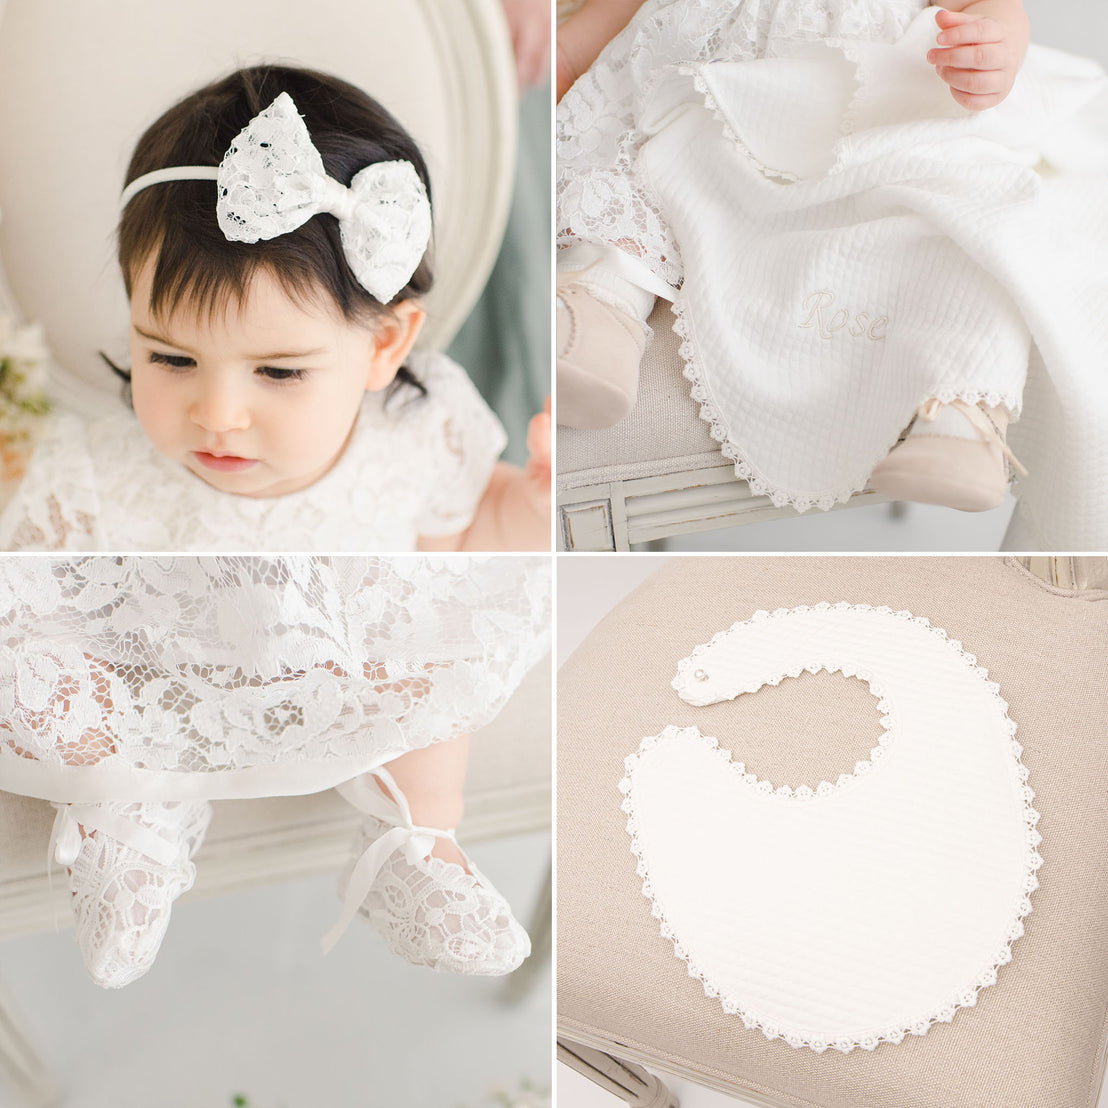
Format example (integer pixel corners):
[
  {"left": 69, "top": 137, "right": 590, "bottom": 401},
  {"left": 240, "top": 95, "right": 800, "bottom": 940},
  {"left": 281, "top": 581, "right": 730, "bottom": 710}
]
[{"left": 558, "top": 558, "right": 1108, "bottom": 1108}]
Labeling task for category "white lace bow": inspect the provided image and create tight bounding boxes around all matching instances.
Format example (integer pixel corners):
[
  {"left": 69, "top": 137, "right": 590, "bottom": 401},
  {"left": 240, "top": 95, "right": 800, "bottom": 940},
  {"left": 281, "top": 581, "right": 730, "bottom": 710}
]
[{"left": 121, "top": 92, "right": 432, "bottom": 303}]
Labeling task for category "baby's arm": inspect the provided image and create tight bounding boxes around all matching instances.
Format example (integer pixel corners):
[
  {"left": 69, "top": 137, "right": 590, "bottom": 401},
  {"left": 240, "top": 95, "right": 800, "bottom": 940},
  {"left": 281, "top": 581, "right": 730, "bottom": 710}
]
[
  {"left": 557, "top": 0, "right": 647, "bottom": 101},
  {"left": 418, "top": 399, "right": 551, "bottom": 552},
  {"left": 929, "top": 0, "right": 1030, "bottom": 111}
]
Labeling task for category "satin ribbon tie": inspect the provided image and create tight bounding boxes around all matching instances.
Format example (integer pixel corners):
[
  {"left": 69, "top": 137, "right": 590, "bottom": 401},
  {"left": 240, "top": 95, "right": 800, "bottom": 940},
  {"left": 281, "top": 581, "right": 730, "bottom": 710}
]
[
  {"left": 322, "top": 767, "right": 455, "bottom": 954},
  {"left": 49, "top": 804, "right": 181, "bottom": 870}
]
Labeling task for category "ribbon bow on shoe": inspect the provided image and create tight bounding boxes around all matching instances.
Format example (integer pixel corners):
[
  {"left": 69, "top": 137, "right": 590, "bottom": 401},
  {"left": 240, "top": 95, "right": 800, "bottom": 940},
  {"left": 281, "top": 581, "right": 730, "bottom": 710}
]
[
  {"left": 51, "top": 804, "right": 183, "bottom": 869},
  {"left": 326, "top": 768, "right": 531, "bottom": 975},
  {"left": 120, "top": 91, "right": 432, "bottom": 303},
  {"left": 49, "top": 801, "right": 212, "bottom": 989}
]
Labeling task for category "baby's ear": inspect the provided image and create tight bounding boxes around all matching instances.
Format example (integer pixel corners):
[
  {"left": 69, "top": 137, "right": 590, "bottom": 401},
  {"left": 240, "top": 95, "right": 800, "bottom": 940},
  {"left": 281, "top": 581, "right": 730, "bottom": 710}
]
[{"left": 365, "top": 300, "right": 427, "bottom": 391}]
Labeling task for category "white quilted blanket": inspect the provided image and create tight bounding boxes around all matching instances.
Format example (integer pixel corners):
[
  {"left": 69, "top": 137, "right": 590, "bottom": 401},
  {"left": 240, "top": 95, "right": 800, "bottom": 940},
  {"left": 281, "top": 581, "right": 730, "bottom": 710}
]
[{"left": 631, "top": 8, "right": 1108, "bottom": 542}]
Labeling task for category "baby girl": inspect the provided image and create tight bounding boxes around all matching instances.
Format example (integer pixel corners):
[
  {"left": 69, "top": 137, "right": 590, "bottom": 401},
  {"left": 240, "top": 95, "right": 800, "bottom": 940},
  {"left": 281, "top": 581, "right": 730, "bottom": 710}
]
[
  {"left": 555, "top": 0, "right": 1075, "bottom": 516},
  {"left": 0, "top": 65, "right": 549, "bottom": 551},
  {"left": 0, "top": 556, "right": 550, "bottom": 988}
]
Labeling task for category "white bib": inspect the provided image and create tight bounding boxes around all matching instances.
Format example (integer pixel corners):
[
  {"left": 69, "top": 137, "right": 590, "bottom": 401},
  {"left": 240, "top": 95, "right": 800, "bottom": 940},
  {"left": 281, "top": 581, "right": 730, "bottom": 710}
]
[{"left": 619, "top": 604, "right": 1041, "bottom": 1053}]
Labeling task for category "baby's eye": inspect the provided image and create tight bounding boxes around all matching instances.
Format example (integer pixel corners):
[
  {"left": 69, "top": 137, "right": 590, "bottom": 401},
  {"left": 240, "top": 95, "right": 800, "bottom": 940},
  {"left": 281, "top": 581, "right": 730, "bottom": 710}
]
[
  {"left": 256, "top": 366, "right": 308, "bottom": 383},
  {"left": 149, "top": 351, "right": 194, "bottom": 369}
]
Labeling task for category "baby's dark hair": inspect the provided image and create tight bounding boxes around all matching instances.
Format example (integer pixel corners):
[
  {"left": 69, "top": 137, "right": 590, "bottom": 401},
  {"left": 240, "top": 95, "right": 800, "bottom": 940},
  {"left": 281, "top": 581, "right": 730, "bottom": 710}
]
[{"left": 112, "top": 64, "right": 433, "bottom": 397}]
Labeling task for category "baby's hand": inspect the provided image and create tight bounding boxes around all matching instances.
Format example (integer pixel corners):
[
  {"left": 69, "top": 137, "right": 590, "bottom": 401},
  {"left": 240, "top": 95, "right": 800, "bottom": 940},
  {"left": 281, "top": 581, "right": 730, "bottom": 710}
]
[
  {"left": 523, "top": 396, "right": 552, "bottom": 511},
  {"left": 928, "top": 6, "right": 1030, "bottom": 111}
]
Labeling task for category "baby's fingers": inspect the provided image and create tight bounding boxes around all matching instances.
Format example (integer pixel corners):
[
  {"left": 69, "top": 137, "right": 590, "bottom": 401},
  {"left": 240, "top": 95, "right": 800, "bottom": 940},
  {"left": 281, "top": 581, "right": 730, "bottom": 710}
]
[
  {"left": 936, "top": 66, "right": 1007, "bottom": 96},
  {"left": 934, "top": 16, "right": 1004, "bottom": 48},
  {"left": 526, "top": 402, "right": 552, "bottom": 468},
  {"left": 927, "top": 43, "right": 1006, "bottom": 71}
]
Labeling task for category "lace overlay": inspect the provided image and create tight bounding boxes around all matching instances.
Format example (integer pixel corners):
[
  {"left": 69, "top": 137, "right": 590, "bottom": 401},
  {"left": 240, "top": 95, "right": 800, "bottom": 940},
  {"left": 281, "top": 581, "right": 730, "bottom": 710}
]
[
  {"left": 620, "top": 603, "right": 1041, "bottom": 1054},
  {"left": 345, "top": 814, "right": 530, "bottom": 975},
  {"left": 0, "top": 556, "right": 550, "bottom": 801},
  {"left": 556, "top": 0, "right": 924, "bottom": 288},
  {"left": 64, "top": 800, "right": 212, "bottom": 989},
  {"left": 0, "top": 351, "right": 504, "bottom": 552}
]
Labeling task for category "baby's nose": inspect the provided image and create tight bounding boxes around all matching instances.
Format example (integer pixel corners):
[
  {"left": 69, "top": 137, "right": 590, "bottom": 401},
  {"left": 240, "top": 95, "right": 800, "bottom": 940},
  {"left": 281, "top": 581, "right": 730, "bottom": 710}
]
[{"left": 189, "top": 378, "right": 251, "bottom": 433}]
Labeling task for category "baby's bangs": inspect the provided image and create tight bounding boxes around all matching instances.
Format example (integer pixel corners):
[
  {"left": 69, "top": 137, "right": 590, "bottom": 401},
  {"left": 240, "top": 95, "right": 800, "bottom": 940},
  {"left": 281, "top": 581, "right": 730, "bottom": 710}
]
[
  {"left": 121, "top": 176, "right": 401, "bottom": 330},
  {"left": 141, "top": 234, "right": 346, "bottom": 328}
]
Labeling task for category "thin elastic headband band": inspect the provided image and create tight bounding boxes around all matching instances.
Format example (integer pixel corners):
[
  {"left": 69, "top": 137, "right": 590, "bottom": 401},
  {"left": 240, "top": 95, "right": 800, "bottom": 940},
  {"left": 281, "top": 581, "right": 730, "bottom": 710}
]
[{"left": 120, "top": 166, "right": 219, "bottom": 209}]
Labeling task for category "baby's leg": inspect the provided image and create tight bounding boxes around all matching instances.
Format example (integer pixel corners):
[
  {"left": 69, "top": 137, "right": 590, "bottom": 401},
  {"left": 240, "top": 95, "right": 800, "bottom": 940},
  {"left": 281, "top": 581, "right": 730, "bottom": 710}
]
[
  {"left": 376, "top": 734, "right": 471, "bottom": 869},
  {"left": 557, "top": 243, "right": 659, "bottom": 429}
]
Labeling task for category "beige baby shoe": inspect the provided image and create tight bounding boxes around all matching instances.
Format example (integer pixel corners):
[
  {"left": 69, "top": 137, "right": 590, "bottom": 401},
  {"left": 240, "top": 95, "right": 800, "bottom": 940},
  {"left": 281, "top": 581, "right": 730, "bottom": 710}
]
[
  {"left": 869, "top": 398, "right": 1027, "bottom": 512},
  {"left": 557, "top": 283, "right": 650, "bottom": 429}
]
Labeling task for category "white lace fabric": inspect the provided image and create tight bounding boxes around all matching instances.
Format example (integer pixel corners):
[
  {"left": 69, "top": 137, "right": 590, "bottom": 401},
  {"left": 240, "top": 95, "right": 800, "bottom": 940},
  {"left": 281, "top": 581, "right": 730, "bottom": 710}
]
[
  {"left": 341, "top": 813, "right": 530, "bottom": 975},
  {"left": 59, "top": 799, "right": 212, "bottom": 989},
  {"left": 0, "top": 556, "right": 551, "bottom": 802},
  {"left": 556, "top": 0, "right": 924, "bottom": 290},
  {"left": 216, "top": 92, "right": 432, "bottom": 303},
  {"left": 620, "top": 603, "right": 1041, "bottom": 1053},
  {"left": 0, "top": 351, "right": 505, "bottom": 552}
]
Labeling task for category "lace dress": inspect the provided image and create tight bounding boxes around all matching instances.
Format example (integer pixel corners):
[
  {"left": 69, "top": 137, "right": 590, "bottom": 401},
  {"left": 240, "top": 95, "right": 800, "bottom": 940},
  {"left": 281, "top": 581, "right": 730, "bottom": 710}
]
[
  {"left": 0, "top": 556, "right": 550, "bottom": 802},
  {"left": 0, "top": 351, "right": 506, "bottom": 551},
  {"left": 558, "top": 0, "right": 1108, "bottom": 542}
]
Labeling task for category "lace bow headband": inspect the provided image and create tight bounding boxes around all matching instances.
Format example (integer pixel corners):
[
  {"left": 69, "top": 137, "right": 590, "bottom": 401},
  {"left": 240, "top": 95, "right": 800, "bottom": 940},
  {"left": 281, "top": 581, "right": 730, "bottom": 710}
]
[{"left": 120, "top": 91, "right": 432, "bottom": 303}]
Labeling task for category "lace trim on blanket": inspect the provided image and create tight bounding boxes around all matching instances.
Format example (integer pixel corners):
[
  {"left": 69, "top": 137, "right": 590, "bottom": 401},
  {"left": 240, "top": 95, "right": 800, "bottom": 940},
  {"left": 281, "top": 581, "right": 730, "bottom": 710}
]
[
  {"left": 672, "top": 299, "right": 1022, "bottom": 512},
  {"left": 619, "top": 603, "right": 1042, "bottom": 1054}
]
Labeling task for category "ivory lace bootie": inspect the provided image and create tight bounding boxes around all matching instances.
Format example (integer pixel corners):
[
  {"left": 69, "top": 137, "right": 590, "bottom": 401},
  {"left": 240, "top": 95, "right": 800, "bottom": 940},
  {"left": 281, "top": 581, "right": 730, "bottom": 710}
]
[
  {"left": 327, "top": 769, "right": 530, "bottom": 976},
  {"left": 869, "top": 398, "right": 1026, "bottom": 512},
  {"left": 557, "top": 283, "right": 650, "bottom": 430},
  {"left": 52, "top": 800, "right": 213, "bottom": 989}
]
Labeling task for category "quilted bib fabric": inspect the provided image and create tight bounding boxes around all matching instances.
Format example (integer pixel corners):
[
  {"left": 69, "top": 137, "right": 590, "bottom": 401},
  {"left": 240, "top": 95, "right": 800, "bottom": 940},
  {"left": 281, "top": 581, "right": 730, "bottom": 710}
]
[{"left": 619, "top": 604, "right": 1041, "bottom": 1053}]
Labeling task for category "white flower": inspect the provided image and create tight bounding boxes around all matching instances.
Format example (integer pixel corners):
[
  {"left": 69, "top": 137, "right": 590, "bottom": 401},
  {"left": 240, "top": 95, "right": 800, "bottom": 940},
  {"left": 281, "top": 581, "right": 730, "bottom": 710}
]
[{"left": 0, "top": 315, "right": 49, "bottom": 368}]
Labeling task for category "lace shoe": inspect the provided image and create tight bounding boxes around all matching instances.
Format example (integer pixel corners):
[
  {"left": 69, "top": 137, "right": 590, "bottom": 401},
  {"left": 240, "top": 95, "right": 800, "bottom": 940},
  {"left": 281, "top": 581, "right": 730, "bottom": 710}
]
[
  {"left": 51, "top": 800, "right": 213, "bottom": 989},
  {"left": 869, "top": 399, "right": 1026, "bottom": 512},
  {"left": 326, "top": 770, "right": 530, "bottom": 976}
]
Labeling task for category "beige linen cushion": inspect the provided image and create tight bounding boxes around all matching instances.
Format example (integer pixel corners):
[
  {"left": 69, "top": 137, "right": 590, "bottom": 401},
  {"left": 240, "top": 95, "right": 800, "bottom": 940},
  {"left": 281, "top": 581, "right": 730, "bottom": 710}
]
[{"left": 558, "top": 557, "right": 1108, "bottom": 1108}]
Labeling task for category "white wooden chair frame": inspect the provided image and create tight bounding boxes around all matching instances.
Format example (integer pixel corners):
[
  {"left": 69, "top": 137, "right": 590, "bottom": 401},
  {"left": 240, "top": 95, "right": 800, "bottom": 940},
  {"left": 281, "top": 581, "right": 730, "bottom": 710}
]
[{"left": 558, "top": 466, "right": 887, "bottom": 552}]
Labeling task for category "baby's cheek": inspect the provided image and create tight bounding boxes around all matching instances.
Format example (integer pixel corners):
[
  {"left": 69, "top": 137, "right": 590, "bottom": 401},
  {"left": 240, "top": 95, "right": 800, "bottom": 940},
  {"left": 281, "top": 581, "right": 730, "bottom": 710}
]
[
  {"left": 131, "top": 374, "right": 178, "bottom": 451},
  {"left": 294, "top": 385, "right": 364, "bottom": 463}
]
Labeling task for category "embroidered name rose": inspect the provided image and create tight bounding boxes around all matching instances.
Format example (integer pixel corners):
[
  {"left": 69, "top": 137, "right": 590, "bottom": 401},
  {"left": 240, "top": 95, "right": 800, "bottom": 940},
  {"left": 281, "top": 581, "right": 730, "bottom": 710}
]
[{"left": 798, "top": 290, "right": 888, "bottom": 342}]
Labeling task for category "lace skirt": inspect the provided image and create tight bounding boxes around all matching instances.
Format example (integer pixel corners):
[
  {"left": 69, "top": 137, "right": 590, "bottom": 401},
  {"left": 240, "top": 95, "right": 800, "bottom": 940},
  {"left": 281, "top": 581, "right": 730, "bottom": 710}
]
[
  {"left": 0, "top": 556, "right": 551, "bottom": 802},
  {"left": 556, "top": 0, "right": 926, "bottom": 287}
]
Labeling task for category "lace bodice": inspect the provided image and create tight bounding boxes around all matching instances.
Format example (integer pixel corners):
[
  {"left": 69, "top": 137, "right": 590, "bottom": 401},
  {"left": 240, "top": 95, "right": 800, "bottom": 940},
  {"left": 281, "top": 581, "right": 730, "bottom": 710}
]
[
  {"left": 0, "top": 351, "right": 505, "bottom": 552},
  {"left": 0, "top": 556, "right": 550, "bottom": 801}
]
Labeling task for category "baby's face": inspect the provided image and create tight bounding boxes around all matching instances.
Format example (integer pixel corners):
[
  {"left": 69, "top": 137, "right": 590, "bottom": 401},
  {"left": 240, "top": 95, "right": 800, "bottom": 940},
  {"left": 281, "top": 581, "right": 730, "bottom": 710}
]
[{"left": 128, "top": 259, "right": 422, "bottom": 498}]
